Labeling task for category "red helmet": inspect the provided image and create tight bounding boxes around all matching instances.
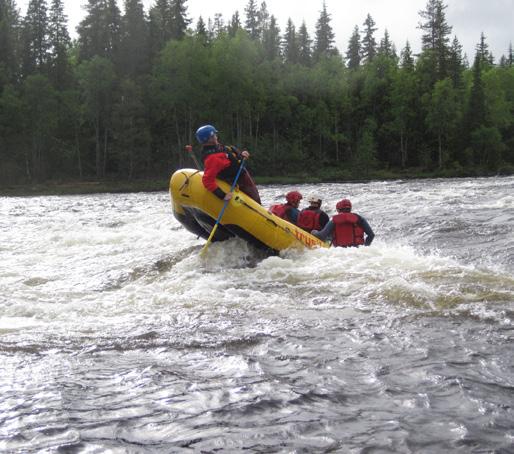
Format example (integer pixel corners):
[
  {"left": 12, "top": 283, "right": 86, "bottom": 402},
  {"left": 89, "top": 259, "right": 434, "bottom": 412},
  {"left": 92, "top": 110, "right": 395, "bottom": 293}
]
[
  {"left": 336, "top": 199, "right": 352, "bottom": 211},
  {"left": 286, "top": 191, "right": 302, "bottom": 204}
]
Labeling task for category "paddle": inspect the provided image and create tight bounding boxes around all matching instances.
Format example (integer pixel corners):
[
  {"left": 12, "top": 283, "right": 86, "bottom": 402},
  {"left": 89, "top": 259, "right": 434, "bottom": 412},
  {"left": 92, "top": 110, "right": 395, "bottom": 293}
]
[
  {"left": 201, "top": 158, "right": 246, "bottom": 256},
  {"left": 185, "top": 144, "right": 202, "bottom": 169}
]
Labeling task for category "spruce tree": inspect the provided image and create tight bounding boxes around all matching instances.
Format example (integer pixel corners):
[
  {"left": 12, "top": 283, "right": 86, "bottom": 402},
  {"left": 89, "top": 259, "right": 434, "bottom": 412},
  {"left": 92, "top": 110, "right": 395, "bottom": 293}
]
[
  {"left": 257, "top": 1, "right": 269, "bottom": 40},
  {"left": 244, "top": 0, "right": 259, "bottom": 40},
  {"left": 106, "top": 0, "right": 121, "bottom": 60},
  {"left": 76, "top": 55, "right": 116, "bottom": 178},
  {"left": 392, "top": 46, "right": 417, "bottom": 167},
  {"left": 0, "top": 0, "right": 20, "bottom": 87},
  {"left": 400, "top": 41, "right": 414, "bottom": 70},
  {"left": 47, "top": 0, "right": 70, "bottom": 87},
  {"left": 448, "top": 35, "right": 464, "bottom": 87},
  {"left": 282, "top": 18, "right": 298, "bottom": 64},
  {"left": 508, "top": 42, "right": 513, "bottom": 67},
  {"left": 78, "top": 0, "right": 121, "bottom": 62},
  {"left": 297, "top": 20, "right": 311, "bottom": 66},
  {"left": 476, "top": 32, "right": 493, "bottom": 68},
  {"left": 346, "top": 25, "right": 360, "bottom": 70},
  {"left": 149, "top": 0, "right": 172, "bottom": 55},
  {"left": 22, "top": 73, "right": 58, "bottom": 180},
  {"left": 361, "top": 13, "right": 377, "bottom": 63},
  {"left": 418, "top": 0, "right": 452, "bottom": 79},
  {"left": 262, "top": 14, "right": 280, "bottom": 60},
  {"left": 426, "top": 78, "right": 459, "bottom": 168},
  {"left": 21, "top": 0, "right": 49, "bottom": 77},
  {"left": 313, "top": 1, "right": 335, "bottom": 61},
  {"left": 212, "top": 13, "right": 224, "bottom": 38},
  {"left": 195, "top": 15, "right": 208, "bottom": 41},
  {"left": 227, "top": 11, "right": 241, "bottom": 37},
  {"left": 378, "top": 29, "right": 394, "bottom": 58},
  {"left": 120, "top": 0, "right": 149, "bottom": 78},
  {"left": 465, "top": 52, "right": 487, "bottom": 138},
  {"left": 169, "top": 0, "right": 190, "bottom": 40}
]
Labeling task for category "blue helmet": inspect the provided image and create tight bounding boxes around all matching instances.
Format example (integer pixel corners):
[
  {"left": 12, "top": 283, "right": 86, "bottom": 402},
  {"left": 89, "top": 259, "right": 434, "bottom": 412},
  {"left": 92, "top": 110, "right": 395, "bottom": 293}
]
[{"left": 195, "top": 125, "right": 218, "bottom": 144}]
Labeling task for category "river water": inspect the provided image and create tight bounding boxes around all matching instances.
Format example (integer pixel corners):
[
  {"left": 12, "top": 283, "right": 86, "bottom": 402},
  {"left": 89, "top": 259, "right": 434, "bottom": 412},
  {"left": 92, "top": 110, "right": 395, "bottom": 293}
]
[{"left": 0, "top": 176, "right": 513, "bottom": 453}]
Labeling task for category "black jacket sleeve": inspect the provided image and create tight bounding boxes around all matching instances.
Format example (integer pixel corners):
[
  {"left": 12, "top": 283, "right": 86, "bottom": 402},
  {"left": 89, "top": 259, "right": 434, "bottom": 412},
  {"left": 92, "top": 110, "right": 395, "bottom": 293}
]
[
  {"left": 358, "top": 215, "right": 375, "bottom": 246},
  {"left": 319, "top": 211, "right": 330, "bottom": 229},
  {"left": 213, "top": 188, "right": 226, "bottom": 200}
]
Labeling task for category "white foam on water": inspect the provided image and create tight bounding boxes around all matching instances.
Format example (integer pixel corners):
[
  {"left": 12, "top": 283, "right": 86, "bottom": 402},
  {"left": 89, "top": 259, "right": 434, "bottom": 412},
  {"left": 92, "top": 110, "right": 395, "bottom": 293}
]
[{"left": 1, "top": 178, "right": 513, "bottom": 334}]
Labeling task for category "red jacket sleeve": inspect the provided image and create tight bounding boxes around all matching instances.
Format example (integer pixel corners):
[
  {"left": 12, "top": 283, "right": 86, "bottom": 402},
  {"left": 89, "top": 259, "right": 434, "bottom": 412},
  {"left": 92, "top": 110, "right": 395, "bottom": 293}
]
[{"left": 202, "top": 153, "right": 231, "bottom": 192}]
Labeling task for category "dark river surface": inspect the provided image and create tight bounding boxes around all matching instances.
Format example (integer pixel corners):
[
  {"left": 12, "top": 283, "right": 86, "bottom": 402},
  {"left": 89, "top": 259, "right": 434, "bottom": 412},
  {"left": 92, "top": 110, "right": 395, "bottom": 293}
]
[{"left": 1, "top": 176, "right": 513, "bottom": 453}]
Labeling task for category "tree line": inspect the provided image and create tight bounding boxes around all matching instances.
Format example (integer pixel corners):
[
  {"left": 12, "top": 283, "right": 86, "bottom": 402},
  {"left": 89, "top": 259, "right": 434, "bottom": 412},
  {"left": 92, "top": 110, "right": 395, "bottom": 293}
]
[{"left": 0, "top": 0, "right": 513, "bottom": 185}]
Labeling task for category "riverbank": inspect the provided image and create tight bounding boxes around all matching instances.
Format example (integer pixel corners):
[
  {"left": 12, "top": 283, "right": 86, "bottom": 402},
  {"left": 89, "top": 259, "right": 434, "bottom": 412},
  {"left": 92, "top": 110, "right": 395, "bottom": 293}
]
[
  {"left": 1, "top": 166, "right": 512, "bottom": 197},
  {"left": 0, "top": 179, "right": 169, "bottom": 197}
]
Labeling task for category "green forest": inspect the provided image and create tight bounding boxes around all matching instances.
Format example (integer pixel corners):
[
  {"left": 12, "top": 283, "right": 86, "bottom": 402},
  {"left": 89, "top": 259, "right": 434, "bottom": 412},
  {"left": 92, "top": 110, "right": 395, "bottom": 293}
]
[{"left": 1, "top": 0, "right": 513, "bottom": 188}]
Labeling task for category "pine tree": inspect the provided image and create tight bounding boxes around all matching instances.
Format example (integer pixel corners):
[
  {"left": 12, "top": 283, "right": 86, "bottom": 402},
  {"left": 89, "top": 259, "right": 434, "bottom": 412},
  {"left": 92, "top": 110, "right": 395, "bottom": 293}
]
[
  {"left": 361, "top": 13, "right": 377, "bottom": 63},
  {"left": 346, "top": 25, "right": 360, "bottom": 70},
  {"left": 169, "top": 0, "right": 190, "bottom": 40},
  {"left": 21, "top": 0, "right": 49, "bottom": 77},
  {"left": 227, "top": 11, "right": 241, "bottom": 37},
  {"left": 297, "top": 20, "right": 311, "bottom": 66},
  {"left": 0, "top": 0, "right": 20, "bottom": 87},
  {"left": 262, "top": 14, "right": 280, "bottom": 60},
  {"left": 418, "top": 0, "right": 452, "bottom": 79},
  {"left": 47, "top": 0, "right": 70, "bottom": 87},
  {"left": 120, "top": 0, "right": 149, "bottom": 78},
  {"left": 282, "top": 18, "right": 298, "bottom": 64},
  {"left": 244, "top": 0, "right": 259, "bottom": 40},
  {"left": 400, "top": 41, "right": 414, "bottom": 70},
  {"left": 508, "top": 42, "right": 513, "bottom": 67},
  {"left": 313, "top": 1, "right": 335, "bottom": 61}
]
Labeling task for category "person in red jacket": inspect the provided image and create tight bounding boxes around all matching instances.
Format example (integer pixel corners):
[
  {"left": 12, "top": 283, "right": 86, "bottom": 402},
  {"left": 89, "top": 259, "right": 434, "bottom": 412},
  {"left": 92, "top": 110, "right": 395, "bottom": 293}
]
[
  {"left": 196, "top": 124, "right": 261, "bottom": 204},
  {"left": 312, "top": 199, "right": 374, "bottom": 247},
  {"left": 297, "top": 194, "right": 329, "bottom": 233},
  {"left": 269, "top": 191, "right": 303, "bottom": 224}
]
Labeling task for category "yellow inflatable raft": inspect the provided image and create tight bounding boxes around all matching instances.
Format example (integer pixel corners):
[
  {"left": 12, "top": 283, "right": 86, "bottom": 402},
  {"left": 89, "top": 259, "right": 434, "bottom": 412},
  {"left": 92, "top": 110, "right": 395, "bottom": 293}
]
[{"left": 169, "top": 169, "right": 328, "bottom": 253}]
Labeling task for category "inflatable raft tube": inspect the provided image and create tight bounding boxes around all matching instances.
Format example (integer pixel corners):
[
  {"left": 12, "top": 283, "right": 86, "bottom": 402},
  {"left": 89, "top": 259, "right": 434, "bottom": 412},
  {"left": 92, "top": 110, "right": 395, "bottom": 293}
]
[{"left": 169, "top": 169, "right": 328, "bottom": 253}]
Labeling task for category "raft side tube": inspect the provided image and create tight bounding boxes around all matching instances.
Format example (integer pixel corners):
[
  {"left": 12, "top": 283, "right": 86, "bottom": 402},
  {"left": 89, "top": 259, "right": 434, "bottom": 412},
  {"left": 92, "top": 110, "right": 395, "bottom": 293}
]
[{"left": 169, "top": 169, "right": 329, "bottom": 252}]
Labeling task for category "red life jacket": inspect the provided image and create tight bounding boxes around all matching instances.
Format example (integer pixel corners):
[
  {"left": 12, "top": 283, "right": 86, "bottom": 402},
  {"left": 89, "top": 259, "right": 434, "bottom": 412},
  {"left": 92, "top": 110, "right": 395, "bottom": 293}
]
[
  {"left": 297, "top": 208, "right": 322, "bottom": 233},
  {"left": 269, "top": 203, "right": 291, "bottom": 220},
  {"left": 332, "top": 212, "right": 365, "bottom": 247}
]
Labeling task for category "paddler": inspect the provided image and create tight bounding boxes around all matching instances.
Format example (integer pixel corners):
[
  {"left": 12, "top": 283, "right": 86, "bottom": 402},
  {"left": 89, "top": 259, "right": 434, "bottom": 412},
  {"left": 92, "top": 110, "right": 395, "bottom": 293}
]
[
  {"left": 296, "top": 194, "right": 330, "bottom": 233},
  {"left": 195, "top": 124, "right": 261, "bottom": 204},
  {"left": 269, "top": 191, "right": 303, "bottom": 224},
  {"left": 312, "top": 199, "right": 375, "bottom": 247}
]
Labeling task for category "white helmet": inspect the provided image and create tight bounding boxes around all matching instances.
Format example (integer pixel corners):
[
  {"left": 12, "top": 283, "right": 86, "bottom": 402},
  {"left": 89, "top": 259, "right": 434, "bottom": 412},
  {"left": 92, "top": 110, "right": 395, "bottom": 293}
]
[{"left": 308, "top": 194, "right": 322, "bottom": 205}]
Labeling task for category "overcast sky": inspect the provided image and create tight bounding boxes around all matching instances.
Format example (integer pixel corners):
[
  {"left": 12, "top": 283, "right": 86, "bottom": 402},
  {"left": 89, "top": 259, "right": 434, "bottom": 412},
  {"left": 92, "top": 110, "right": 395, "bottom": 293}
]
[{"left": 18, "top": 0, "right": 514, "bottom": 62}]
